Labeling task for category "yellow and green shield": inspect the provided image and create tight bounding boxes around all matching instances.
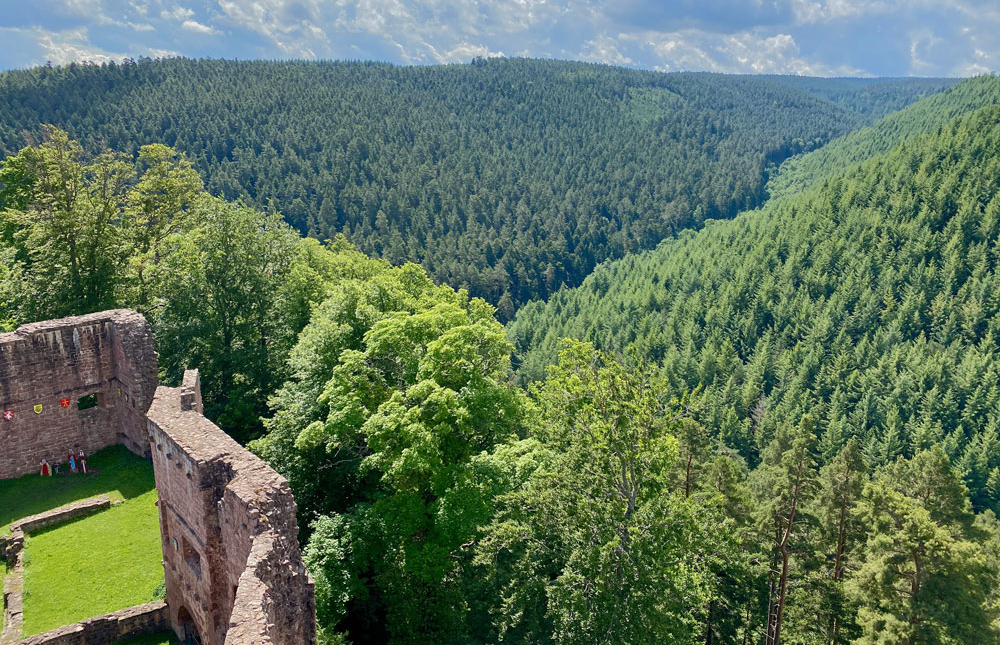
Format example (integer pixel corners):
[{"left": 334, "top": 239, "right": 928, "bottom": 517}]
[{"left": 33, "top": 403, "right": 43, "bottom": 414}]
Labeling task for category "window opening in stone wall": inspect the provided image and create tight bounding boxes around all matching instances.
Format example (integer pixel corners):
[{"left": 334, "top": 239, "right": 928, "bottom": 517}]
[
  {"left": 182, "top": 537, "right": 203, "bottom": 580},
  {"left": 77, "top": 393, "right": 98, "bottom": 410}
]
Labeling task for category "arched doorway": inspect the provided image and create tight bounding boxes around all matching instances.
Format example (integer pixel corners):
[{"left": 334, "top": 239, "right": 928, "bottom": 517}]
[{"left": 177, "top": 605, "right": 203, "bottom": 645}]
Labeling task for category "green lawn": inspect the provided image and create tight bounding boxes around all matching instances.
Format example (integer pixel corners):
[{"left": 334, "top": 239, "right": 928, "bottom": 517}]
[
  {"left": 112, "top": 632, "right": 178, "bottom": 645},
  {"left": 0, "top": 445, "right": 156, "bottom": 534},
  {"left": 21, "top": 483, "right": 164, "bottom": 635},
  {"left": 0, "top": 445, "right": 164, "bottom": 637}
]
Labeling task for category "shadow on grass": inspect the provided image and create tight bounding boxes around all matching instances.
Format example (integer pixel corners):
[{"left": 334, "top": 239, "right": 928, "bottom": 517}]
[
  {"left": 0, "top": 444, "right": 155, "bottom": 532},
  {"left": 112, "top": 632, "right": 179, "bottom": 645}
]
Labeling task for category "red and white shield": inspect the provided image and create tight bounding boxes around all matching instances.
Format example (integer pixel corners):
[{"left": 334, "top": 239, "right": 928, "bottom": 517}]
[
  {"left": 2, "top": 410, "right": 12, "bottom": 421},
  {"left": 60, "top": 398, "right": 70, "bottom": 408}
]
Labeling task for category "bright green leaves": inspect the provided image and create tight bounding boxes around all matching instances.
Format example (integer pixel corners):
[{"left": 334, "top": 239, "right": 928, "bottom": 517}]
[
  {"left": 150, "top": 195, "right": 299, "bottom": 436},
  {"left": 0, "top": 126, "right": 131, "bottom": 320},
  {"left": 477, "top": 341, "right": 717, "bottom": 645},
  {"left": 259, "top": 257, "right": 530, "bottom": 644},
  {"left": 297, "top": 299, "right": 521, "bottom": 485}
]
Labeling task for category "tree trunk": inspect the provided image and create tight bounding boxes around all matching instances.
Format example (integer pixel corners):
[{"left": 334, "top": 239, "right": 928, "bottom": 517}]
[
  {"left": 768, "top": 462, "right": 804, "bottom": 645},
  {"left": 685, "top": 452, "right": 694, "bottom": 498},
  {"left": 830, "top": 496, "right": 848, "bottom": 644}
]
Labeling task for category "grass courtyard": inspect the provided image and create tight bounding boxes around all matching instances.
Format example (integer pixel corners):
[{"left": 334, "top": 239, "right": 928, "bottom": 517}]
[
  {"left": 0, "top": 445, "right": 156, "bottom": 533},
  {"left": 0, "top": 445, "right": 165, "bottom": 637}
]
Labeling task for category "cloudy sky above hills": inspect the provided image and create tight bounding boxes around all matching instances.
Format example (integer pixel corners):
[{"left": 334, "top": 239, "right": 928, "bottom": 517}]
[{"left": 0, "top": 0, "right": 997, "bottom": 76}]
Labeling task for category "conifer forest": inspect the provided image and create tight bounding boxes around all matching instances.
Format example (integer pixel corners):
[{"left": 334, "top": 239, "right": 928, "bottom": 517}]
[{"left": 3, "top": 56, "right": 1000, "bottom": 645}]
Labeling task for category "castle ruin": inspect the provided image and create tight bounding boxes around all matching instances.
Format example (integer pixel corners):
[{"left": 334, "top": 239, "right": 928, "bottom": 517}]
[{"left": 0, "top": 310, "right": 316, "bottom": 645}]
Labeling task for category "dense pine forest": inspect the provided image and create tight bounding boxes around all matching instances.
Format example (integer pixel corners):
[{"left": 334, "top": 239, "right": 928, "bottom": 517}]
[
  {"left": 3, "top": 58, "right": 1000, "bottom": 645},
  {"left": 0, "top": 58, "right": 950, "bottom": 314}
]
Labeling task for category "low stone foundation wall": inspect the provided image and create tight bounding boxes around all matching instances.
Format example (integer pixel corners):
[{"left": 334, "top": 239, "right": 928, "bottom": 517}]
[
  {"left": 2, "top": 563, "right": 24, "bottom": 645},
  {"left": 9, "top": 496, "right": 112, "bottom": 537},
  {"left": 10, "top": 602, "right": 168, "bottom": 645},
  {"left": 2, "top": 497, "right": 115, "bottom": 645}
]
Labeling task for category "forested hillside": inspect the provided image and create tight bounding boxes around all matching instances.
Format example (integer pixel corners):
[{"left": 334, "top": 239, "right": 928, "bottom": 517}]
[
  {"left": 5, "top": 72, "right": 1000, "bottom": 645},
  {"left": 763, "top": 75, "right": 958, "bottom": 120},
  {"left": 258, "top": 97, "right": 1000, "bottom": 644},
  {"left": 511, "top": 78, "right": 1000, "bottom": 511},
  {"left": 0, "top": 58, "right": 943, "bottom": 313},
  {"left": 768, "top": 74, "right": 999, "bottom": 199}
]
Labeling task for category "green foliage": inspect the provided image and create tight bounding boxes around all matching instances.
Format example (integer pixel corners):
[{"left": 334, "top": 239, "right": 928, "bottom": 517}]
[
  {"left": 763, "top": 76, "right": 959, "bottom": 122},
  {"left": 0, "top": 128, "right": 303, "bottom": 437},
  {"left": 149, "top": 195, "right": 299, "bottom": 438},
  {"left": 0, "top": 58, "right": 937, "bottom": 313},
  {"left": 253, "top": 257, "right": 530, "bottom": 644},
  {"left": 1, "top": 60, "right": 996, "bottom": 645},
  {"left": 750, "top": 414, "right": 819, "bottom": 645},
  {"left": 849, "top": 448, "right": 1000, "bottom": 644},
  {"left": 812, "top": 438, "right": 867, "bottom": 643},
  {"left": 0, "top": 125, "right": 133, "bottom": 320},
  {"left": 768, "top": 75, "right": 1000, "bottom": 199},
  {"left": 475, "top": 342, "right": 723, "bottom": 644}
]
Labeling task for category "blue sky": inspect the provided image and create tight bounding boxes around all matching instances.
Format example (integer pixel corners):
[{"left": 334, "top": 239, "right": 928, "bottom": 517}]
[{"left": 0, "top": 0, "right": 997, "bottom": 76}]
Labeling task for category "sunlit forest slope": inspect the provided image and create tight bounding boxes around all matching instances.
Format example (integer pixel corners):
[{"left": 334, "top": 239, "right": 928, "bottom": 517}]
[
  {"left": 511, "top": 76, "right": 1000, "bottom": 511},
  {"left": 0, "top": 58, "right": 950, "bottom": 313}
]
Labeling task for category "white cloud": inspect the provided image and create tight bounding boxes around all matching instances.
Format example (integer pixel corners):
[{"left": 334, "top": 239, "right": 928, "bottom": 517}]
[
  {"left": 789, "top": 0, "right": 893, "bottom": 24},
  {"left": 425, "top": 41, "right": 506, "bottom": 64},
  {"left": 217, "top": 0, "right": 575, "bottom": 63},
  {"left": 182, "top": 19, "right": 220, "bottom": 34},
  {"left": 32, "top": 26, "right": 130, "bottom": 65},
  {"left": 217, "top": 0, "right": 324, "bottom": 56},
  {"left": 579, "top": 34, "right": 634, "bottom": 66},
  {"left": 1, "top": 0, "right": 997, "bottom": 75},
  {"left": 147, "top": 47, "right": 182, "bottom": 58},
  {"left": 623, "top": 28, "right": 864, "bottom": 75},
  {"left": 161, "top": 5, "right": 195, "bottom": 21}
]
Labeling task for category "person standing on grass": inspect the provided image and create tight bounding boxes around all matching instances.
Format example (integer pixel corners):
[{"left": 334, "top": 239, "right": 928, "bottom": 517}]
[
  {"left": 68, "top": 452, "right": 77, "bottom": 473},
  {"left": 78, "top": 449, "right": 87, "bottom": 474},
  {"left": 40, "top": 458, "right": 51, "bottom": 476}
]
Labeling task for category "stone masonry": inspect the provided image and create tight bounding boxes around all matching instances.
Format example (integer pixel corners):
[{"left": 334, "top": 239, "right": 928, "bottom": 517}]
[
  {"left": 0, "top": 311, "right": 316, "bottom": 645},
  {"left": 0, "top": 310, "right": 158, "bottom": 479},
  {"left": 148, "top": 370, "right": 317, "bottom": 645}
]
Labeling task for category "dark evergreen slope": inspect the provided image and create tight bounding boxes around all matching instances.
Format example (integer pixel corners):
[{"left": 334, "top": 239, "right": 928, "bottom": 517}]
[
  {"left": 0, "top": 57, "right": 941, "bottom": 313},
  {"left": 510, "top": 86, "right": 1000, "bottom": 511},
  {"left": 763, "top": 75, "right": 959, "bottom": 121},
  {"left": 769, "top": 74, "right": 1000, "bottom": 199}
]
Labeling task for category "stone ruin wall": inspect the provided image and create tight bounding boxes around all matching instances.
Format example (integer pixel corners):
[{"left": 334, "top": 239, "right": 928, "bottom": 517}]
[
  {"left": 148, "top": 370, "right": 317, "bottom": 645},
  {"left": 0, "top": 311, "right": 316, "bottom": 645},
  {"left": 0, "top": 310, "right": 158, "bottom": 480}
]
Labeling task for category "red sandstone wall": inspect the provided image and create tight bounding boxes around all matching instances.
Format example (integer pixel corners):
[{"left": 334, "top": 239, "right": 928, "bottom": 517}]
[
  {"left": 0, "top": 310, "right": 157, "bottom": 479},
  {"left": 148, "top": 371, "right": 316, "bottom": 645},
  {"left": 2, "top": 312, "right": 314, "bottom": 644}
]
